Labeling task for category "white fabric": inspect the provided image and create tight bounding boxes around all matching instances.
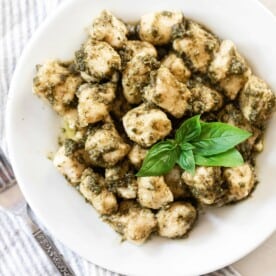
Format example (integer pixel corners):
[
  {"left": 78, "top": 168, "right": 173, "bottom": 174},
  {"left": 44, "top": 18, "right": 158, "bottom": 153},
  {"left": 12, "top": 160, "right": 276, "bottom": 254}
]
[
  {"left": 0, "top": 0, "right": 273, "bottom": 275},
  {"left": 0, "top": 1, "right": 118, "bottom": 275}
]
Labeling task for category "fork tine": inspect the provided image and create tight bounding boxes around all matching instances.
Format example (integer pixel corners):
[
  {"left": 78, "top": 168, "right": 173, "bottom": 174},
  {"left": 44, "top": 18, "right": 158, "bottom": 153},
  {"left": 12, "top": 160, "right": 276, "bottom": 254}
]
[{"left": 0, "top": 148, "right": 16, "bottom": 192}]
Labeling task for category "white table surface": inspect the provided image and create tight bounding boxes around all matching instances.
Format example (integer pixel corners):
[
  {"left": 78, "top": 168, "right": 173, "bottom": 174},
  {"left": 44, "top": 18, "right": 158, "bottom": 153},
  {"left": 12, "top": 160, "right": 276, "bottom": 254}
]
[{"left": 233, "top": 1, "right": 276, "bottom": 275}]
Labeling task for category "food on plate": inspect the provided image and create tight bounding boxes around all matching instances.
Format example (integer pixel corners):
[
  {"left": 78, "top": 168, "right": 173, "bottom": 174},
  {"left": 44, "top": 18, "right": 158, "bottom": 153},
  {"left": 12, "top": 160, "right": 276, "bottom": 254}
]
[
  {"left": 173, "top": 21, "right": 219, "bottom": 73},
  {"left": 104, "top": 200, "right": 157, "bottom": 244},
  {"left": 33, "top": 10, "right": 275, "bottom": 244},
  {"left": 122, "top": 103, "right": 172, "bottom": 147},
  {"left": 156, "top": 202, "right": 196, "bottom": 238},
  {"left": 137, "top": 176, "right": 174, "bottom": 209},
  {"left": 139, "top": 11, "right": 184, "bottom": 45},
  {"left": 33, "top": 60, "right": 82, "bottom": 115},
  {"left": 80, "top": 168, "right": 118, "bottom": 215},
  {"left": 182, "top": 166, "right": 225, "bottom": 205},
  {"left": 122, "top": 53, "right": 159, "bottom": 104}
]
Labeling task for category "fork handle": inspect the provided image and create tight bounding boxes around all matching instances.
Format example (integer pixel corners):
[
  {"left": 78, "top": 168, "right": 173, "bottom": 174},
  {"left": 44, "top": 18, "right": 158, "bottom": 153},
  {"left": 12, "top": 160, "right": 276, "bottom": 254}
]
[{"left": 33, "top": 229, "right": 75, "bottom": 276}]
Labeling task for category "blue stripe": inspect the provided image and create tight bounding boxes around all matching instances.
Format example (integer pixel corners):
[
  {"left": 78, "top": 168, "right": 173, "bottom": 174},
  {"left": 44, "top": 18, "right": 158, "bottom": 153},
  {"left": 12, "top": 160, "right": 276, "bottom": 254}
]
[
  {"left": 33, "top": 0, "right": 39, "bottom": 27},
  {"left": 0, "top": 211, "right": 27, "bottom": 275},
  {"left": 0, "top": 0, "right": 8, "bottom": 146},
  {"left": 25, "top": 0, "right": 32, "bottom": 39},
  {"left": 9, "top": 1, "right": 17, "bottom": 75}
]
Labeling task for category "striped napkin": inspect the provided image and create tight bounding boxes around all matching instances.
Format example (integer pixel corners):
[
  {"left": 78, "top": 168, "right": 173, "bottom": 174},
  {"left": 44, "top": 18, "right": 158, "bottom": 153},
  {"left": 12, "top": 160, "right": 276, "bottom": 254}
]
[{"left": 0, "top": 1, "right": 240, "bottom": 275}]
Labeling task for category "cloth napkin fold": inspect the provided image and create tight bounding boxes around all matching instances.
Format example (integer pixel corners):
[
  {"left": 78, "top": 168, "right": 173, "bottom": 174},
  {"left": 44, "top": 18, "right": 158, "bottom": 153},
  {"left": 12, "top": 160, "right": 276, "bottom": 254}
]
[{"left": 0, "top": 1, "right": 238, "bottom": 275}]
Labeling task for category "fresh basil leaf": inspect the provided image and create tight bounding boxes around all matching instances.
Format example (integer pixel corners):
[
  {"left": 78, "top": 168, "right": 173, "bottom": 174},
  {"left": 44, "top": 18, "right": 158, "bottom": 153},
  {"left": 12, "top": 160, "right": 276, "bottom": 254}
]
[
  {"left": 136, "top": 141, "right": 179, "bottom": 177},
  {"left": 175, "top": 115, "right": 201, "bottom": 143},
  {"left": 192, "top": 122, "right": 252, "bottom": 156},
  {"left": 142, "top": 140, "right": 177, "bottom": 158},
  {"left": 180, "top": 142, "right": 195, "bottom": 151},
  {"left": 194, "top": 148, "right": 244, "bottom": 167},
  {"left": 177, "top": 150, "right": 195, "bottom": 175}
]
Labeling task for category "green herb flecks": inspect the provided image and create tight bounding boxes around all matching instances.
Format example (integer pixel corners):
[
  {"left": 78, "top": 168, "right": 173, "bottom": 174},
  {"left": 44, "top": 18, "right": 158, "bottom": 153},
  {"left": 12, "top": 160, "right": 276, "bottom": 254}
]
[{"left": 136, "top": 115, "right": 251, "bottom": 177}]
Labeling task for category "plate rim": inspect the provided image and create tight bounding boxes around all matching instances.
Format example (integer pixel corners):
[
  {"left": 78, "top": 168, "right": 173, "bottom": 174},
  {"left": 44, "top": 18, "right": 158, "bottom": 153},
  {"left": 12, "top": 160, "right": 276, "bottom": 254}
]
[{"left": 5, "top": 0, "right": 276, "bottom": 275}]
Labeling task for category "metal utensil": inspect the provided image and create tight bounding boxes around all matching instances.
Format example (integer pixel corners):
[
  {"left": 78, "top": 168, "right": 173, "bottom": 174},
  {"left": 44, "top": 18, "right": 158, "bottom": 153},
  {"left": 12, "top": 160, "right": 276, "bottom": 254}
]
[
  {"left": 204, "top": 266, "right": 242, "bottom": 276},
  {"left": 0, "top": 148, "right": 75, "bottom": 276}
]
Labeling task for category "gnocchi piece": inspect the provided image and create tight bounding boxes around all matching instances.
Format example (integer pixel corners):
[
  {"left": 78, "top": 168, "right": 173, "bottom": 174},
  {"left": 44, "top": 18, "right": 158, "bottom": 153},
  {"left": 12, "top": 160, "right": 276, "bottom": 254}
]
[
  {"left": 85, "top": 122, "right": 130, "bottom": 167},
  {"left": 188, "top": 80, "right": 223, "bottom": 114},
  {"left": 128, "top": 144, "right": 148, "bottom": 169},
  {"left": 105, "top": 160, "right": 129, "bottom": 182},
  {"left": 120, "top": 40, "right": 157, "bottom": 66},
  {"left": 182, "top": 166, "right": 225, "bottom": 205},
  {"left": 173, "top": 21, "right": 219, "bottom": 73},
  {"left": 53, "top": 145, "right": 86, "bottom": 185},
  {"left": 139, "top": 11, "right": 184, "bottom": 45},
  {"left": 80, "top": 168, "right": 118, "bottom": 215},
  {"left": 122, "top": 54, "right": 159, "bottom": 104},
  {"left": 157, "top": 202, "right": 197, "bottom": 238},
  {"left": 104, "top": 201, "right": 157, "bottom": 244},
  {"left": 116, "top": 184, "right": 137, "bottom": 199},
  {"left": 164, "top": 166, "right": 191, "bottom": 199},
  {"left": 137, "top": 176, "right": 174, "bottom": 209},
  {"left": 33, "top": 60, "right": 82, "bottom": 115},
  {"left": 77, "top": 83, "right": 116, "bottom": 127},
  {"left": 161, "top": 53, "right": 191, "bottom": 83},
  {"left": 105, "top": 161, "right": 137, "bottom": 199},
  {"left": 122, "top": 104, "right": 172, "bottom": 147},
  {"left": 223, "top": 163, "right": 255, "bottom": 203},
  {"left": 239, "top": 75, "right": 276, "bottom": 127},
  {"left": 89, "top": 10, "right": 128, "bottom": 48},
  {"left": 144, "top": 67, "right": 191, "bottom": 118},
  {"left": 209, "top": 40, "right": 250, "bottom": 99},
  {"left": 75, "top": 40, "right": 121, "bottom": 82},
  {"left": 110, "top": 88, "right": 132, "bottom": 120}
]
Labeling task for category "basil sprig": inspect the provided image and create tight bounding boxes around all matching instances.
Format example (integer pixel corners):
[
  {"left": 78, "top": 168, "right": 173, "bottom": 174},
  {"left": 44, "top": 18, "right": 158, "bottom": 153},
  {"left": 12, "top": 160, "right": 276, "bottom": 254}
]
[
  {"left": 136, "top": 140, "right": 180, "bottom": 176},
  {"left": 136, "top": 115, "right": 252, "bottom": 176}
]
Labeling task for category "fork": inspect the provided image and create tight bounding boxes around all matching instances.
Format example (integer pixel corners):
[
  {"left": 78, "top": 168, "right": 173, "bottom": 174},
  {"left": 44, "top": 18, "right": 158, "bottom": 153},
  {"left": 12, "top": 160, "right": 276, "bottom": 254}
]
[{"left": 0, "top": 148, "right": 75, "bottom": 276}]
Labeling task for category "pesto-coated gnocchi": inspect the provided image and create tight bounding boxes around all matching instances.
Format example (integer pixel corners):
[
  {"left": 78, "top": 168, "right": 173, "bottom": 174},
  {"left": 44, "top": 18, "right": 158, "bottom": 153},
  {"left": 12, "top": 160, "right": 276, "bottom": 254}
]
[{"left": 33, "top": 10, "right": 275, "bottom": 244}]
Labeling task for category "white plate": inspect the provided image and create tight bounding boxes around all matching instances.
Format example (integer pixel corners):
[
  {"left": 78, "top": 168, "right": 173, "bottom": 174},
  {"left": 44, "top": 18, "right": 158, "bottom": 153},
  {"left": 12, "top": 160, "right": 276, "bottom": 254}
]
[{"left": 6, "top": 0, "right": 276, "bottom": 275}]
